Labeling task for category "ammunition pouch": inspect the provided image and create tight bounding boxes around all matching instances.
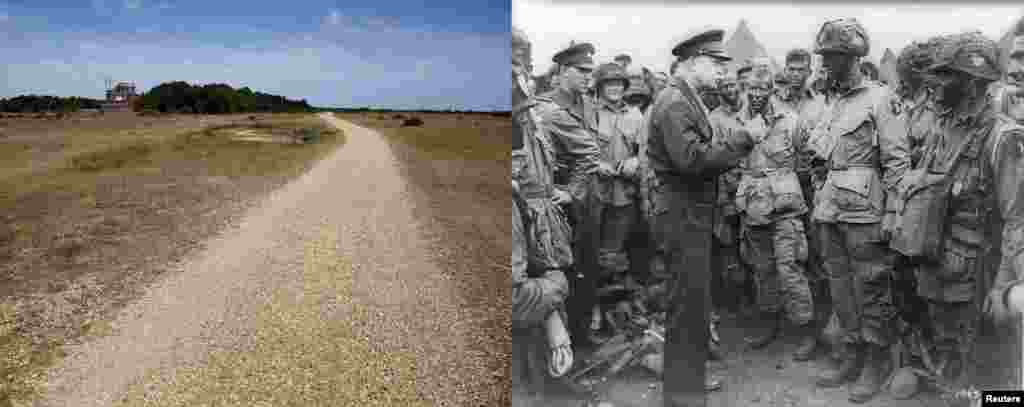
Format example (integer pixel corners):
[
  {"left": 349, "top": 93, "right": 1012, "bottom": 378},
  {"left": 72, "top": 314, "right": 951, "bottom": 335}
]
[
  {"left": 890, "top": 168, "right": 952, "bottom": 263},
  {"left": 737, "top": 169, "right": 806, "bottom": 225}
]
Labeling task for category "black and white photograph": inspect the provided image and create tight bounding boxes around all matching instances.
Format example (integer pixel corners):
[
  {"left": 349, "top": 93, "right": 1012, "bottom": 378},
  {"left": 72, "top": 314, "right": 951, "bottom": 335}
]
[{"left": 513, "top": 2, "right": 1024, "bottom": 406}]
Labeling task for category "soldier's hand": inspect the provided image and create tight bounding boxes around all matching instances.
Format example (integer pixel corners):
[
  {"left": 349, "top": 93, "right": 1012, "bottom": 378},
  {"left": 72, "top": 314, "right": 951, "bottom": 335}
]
[
  {"left": 881, "top": 212, "right": 899, "bottom": 242},
  {"left": 618, "top": 157, "right": 640, "bottom": 179},
  {"left": 596, "top": 162, "right": 617, "bottom": 178},
  {"left": 551, "top": 189, "right": 572, "bottom": 205}
]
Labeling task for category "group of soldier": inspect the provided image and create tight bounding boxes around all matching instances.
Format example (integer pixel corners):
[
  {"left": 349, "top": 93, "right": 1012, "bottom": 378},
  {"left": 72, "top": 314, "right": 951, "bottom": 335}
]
[{"left": 513, "top": 16, "right": 1024, "bottom": 407}]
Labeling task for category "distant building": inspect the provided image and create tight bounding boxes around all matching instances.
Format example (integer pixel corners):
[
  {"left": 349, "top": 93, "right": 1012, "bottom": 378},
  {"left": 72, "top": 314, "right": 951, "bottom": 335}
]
[{"left": 102, "top": 81, "right": 138, "bottom": 111}]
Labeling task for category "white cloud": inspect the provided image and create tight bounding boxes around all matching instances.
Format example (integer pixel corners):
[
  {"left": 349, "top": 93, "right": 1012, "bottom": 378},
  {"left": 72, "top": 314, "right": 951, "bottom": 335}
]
[
  {"left": 124, "top": 0, "right": 142, "bottom": 10},
  {"left": 515, "top": 0, "right": 1024, "bottom": 73}
]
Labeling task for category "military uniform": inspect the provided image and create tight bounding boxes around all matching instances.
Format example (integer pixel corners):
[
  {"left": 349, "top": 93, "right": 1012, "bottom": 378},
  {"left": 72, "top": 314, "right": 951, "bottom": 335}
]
[
  {"left": 514, "top": 42, "right": 602, "bottom": 346},
  {"left": 806, "top": 19, "right": 911, "bottom": 403},
  {"left": 778, "top": 82, "right": 831, "bottom": 319},
  {"left": 511, "top": 28, "right": 581, "bottom": 399},
  {"left": 898, "top": 32, "right": 1006, "bottom": 390},
  {"left": 648, "top": 28, "right": 755, "bottom": 406},
  {"left": 589, "top": 64, "right": 645, "bottom": 330},
  {"left": 734, "top": 101, "right": 815, "bottom": 334}
]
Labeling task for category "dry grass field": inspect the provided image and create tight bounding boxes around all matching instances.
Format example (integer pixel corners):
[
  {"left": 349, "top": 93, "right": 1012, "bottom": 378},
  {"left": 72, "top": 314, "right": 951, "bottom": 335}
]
[
  {"left": 0, "top": 111, "right": 344, "bottom": 404},
  {"left": 336, "top": 111, "right": 513, "bottom": 405}
]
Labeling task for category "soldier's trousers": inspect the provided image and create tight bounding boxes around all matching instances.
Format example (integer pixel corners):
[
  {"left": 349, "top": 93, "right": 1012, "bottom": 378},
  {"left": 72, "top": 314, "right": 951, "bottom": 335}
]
[
  {"left": 740, "top": 218, "right": 814, "bottom": 326},
  {"left": 596, "top": 202, "right": 640, "bottom": 278},
  {"left": 653, "top": 196, "right": 712, "bottom": 407},
  {"left": 818, "top": 222, "right": 899, "bottom": 347},
  {"left": 916, "top": 241, "right": 986, "bottom": 364}
]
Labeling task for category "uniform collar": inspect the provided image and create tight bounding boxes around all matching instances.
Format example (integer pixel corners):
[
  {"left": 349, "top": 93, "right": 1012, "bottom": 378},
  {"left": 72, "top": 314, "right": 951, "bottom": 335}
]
[{"left": 547, "top": 86, "right": 585, "bottom": 117}]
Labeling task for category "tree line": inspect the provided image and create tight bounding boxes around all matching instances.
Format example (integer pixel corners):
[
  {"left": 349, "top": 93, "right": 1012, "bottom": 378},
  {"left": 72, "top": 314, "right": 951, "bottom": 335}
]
[
  {"left": 0, "top": 95, "right": 105, "bottom": 113},
  {"left": 325, "top": 107, "right": 511, "bottom": 116},
  {"left": 133, "top": 81, "right": 313, "bottom": 114}
]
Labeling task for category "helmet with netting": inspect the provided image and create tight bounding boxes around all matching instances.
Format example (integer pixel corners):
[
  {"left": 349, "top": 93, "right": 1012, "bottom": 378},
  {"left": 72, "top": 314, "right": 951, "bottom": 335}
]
[
  {"left": 927, "top": 31, "right": 1001, "bottom": 81},
  {"left": 813, "top": 18, "right": 870, "bottom": 57}
]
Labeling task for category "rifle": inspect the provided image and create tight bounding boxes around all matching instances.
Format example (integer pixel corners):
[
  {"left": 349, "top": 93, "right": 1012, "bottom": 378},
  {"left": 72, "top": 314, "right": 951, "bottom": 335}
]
[{"left": 566, "top": 315, "right": 666, "bottom": 383}]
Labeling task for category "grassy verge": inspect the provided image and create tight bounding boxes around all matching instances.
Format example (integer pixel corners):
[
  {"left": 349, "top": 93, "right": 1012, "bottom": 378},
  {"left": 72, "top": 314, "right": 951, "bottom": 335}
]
[
  {"left": 115, "top": 226, "right": 429, "bottom": 407},
  {"left": 0, "top": 114, "right": 346, "bottom": 405}
]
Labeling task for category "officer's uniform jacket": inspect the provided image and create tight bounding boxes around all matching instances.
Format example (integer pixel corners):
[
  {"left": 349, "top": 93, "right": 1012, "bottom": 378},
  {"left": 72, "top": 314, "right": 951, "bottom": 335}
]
[
  {"left": 734, "top": 104, "right": 808, "bottom": 226},
  {"left": 593, "top": 99, "right": 644, "bottom": 206},
  {"left": 806, "top": 77, "right": 911, "bottom": 224},
  {"left": 646, "top": 75, "right": 754, "bottom": 219},
  {"left": 532, "top": 87, "right": 602, "bottom": 204}
]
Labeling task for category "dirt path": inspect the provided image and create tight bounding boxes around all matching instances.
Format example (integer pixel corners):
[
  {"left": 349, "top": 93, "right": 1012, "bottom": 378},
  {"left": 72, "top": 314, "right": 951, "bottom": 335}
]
[{"left": 32, "top": 114, "right": 475, "bottom": 406}]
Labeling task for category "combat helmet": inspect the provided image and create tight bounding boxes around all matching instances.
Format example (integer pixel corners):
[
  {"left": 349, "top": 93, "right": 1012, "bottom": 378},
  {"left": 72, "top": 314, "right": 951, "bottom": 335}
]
[
  {"left": 927, "top": 31, "right": 1001, "bottom": 81},
  {"left": 593, "top": 63, "right": 631, "bottom": 90},
  {"left": 813, "top": 18, "right": 870, "bottom": 57}
]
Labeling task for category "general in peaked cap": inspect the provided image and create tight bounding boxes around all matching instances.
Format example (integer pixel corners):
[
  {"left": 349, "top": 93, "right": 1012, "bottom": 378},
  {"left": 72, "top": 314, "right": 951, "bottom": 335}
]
[
  {"left": 552, "top": 42, "right": 597, "bottom": 70},
  {"left": 672, "top": 28, "right": 731, "bottom": 61}
]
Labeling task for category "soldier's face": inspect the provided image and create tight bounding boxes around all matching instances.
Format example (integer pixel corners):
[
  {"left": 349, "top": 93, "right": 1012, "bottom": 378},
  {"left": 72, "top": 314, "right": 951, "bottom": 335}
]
[
  {"left": 601, "top": 81, "right": 626, "bottom": 103},
  {"left": 719, "top": 80, "right": 740, "bottom": 106},
  {"left": 747, "top": 82, "right": 772, "bottom": 113},
  {"left": 785, "top": 61, "right": 811, "bottom": 88},
  {"left": 561, "top": 66, "right": 593, "bottom": 94},
  {"left": 693, "top": 56, "right": 728, "bottom": 89},
  {"left": 926, "top": 68, "right": 967, "bottom": 108},
  {"left": 821, "top": 53, "right": 856, "bottom": 81}
]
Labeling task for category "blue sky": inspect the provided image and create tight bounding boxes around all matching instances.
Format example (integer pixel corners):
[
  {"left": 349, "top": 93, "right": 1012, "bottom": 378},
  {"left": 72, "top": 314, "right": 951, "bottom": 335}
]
[{"left": 0, "top": 1, "right": 510, "bottom": 110}]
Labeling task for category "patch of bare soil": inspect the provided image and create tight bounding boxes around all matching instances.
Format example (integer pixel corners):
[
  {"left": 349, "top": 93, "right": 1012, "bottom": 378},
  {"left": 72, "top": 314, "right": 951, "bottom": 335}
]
[{"left": 376, "top": 116, "right": 513, "bottom": 406}]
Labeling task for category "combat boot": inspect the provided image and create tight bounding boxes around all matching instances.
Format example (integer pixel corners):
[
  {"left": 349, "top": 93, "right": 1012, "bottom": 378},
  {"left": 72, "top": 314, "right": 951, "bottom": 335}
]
[
  {"left": 816, "top": 343, "right": 863, "bottom": 388},
  {"left": 849, "top": 344, "right": 893, "bottom": 403},
  {"left": 745, "top": 311, "right": 781, "bottom": 349}
]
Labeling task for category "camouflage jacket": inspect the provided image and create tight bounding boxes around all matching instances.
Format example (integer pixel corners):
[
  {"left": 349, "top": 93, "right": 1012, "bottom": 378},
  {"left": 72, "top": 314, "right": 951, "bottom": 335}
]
[
  {"left": 734, "top": 104, "right": 808, "bottom": 225},
  {"left": 958, "top": 113, "right": 1024, "bottom": 322}
]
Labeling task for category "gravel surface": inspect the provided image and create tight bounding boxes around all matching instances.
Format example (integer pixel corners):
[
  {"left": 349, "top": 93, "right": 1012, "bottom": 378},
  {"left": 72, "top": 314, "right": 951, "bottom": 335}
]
[{"left": 32, "top": 114, "right": 475, "bottom": 406}]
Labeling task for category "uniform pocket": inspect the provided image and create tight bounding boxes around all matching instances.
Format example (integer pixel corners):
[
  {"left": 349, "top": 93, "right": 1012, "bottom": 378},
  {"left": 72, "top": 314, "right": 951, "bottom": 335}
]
[
  {"left": 830, "top": 170, "right": 873, "bottom": 212},
  {"left": 770, "top": 172, "right": 805, "bottom": 213},
  {"left": 744, "top": 178, "right": 774, "bottom": 225}
]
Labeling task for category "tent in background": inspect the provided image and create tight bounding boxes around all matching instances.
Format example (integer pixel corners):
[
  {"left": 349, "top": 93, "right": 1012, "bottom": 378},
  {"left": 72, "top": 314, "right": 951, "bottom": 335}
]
[
  {"left": 879, "top": 48, "right": 899, "bottom": 87},
  {"left": 725, "top": 19, "right": 781, "bottom": 74}
]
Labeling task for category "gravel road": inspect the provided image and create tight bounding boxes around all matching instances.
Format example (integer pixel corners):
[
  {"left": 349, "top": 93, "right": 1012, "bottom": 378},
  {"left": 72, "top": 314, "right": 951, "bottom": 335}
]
[{"left": 33, "top": 113, "right": 477, "bottom": 406}]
